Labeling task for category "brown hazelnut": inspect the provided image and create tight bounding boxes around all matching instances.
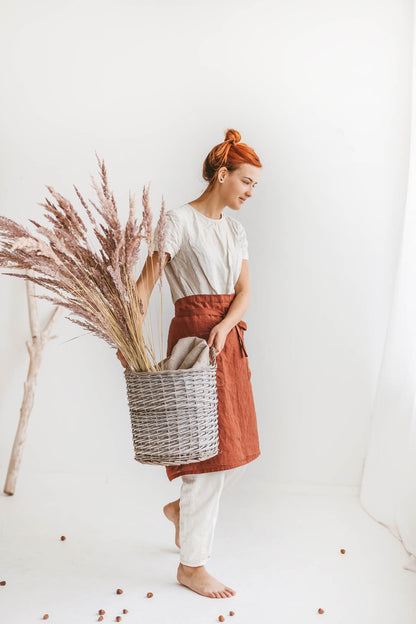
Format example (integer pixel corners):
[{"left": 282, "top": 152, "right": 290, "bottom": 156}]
[
  {"left": 318, "top": 608, "right": 324, "bottom": 614},
  {"left": 98, "top": 609, "right": 105, "bottom": 615},
  {"left": 146, "top": 592, "right": 153, "bottom": 598},
  {"left": 98, "top": 617, "right": 103, "bottom": 622},
  {"left": 123, "top": 609, "right": 128, "bottom": 614},
  {"left": 230, "top": 611, "right": 235, "bottom": 616},
  {"left": 0, "top": 581, "right": 6, "bottom": 586},
  {"left": 116, "top": 588, "right": 123, "bottom": 594},
  {"left": 116, "top": 618, "right": 122, "bottom": 622},
  {"left": 60, "top": 536, "right": 66, "bottom": 541},
  {"left": 219, "top": 617, "right": 225, "bottom": 623},
  {"left": 340, "top": 548, "right": 346, "bottom": 554},
  {"left": 43, "top": 616, "right": 49, "bottom": 620}
]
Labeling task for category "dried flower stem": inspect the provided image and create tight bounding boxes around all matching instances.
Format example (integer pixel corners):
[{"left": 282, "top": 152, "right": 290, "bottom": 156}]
[{"left": 0, "top": 155, "right": 168, "bottom": 373}]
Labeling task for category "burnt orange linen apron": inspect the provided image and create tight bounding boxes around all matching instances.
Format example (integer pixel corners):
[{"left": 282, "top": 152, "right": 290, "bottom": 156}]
[{"left": 165, "top": 293, "right": 261, "bottom": 481}]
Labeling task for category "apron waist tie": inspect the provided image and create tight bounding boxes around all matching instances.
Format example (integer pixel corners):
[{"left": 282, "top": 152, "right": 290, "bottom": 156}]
[{"left": 234, "top": 320, "right": 248, "bottom": 357}]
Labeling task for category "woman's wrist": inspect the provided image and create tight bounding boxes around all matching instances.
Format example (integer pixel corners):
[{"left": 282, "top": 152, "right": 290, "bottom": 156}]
[
  {"left": 218, "top": 318, "right": 235, "bottom": 334},
  {"left": 220, "top": 291, "right": 250, "bottom": 334}
]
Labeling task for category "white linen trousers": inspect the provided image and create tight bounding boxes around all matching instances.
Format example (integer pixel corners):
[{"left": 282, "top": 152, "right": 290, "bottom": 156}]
[{"left": 179, "top": 464, "right": 247, "bottom": 566}]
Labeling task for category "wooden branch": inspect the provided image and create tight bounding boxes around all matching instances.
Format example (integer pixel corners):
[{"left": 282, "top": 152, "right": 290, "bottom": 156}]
[
  {"left": 25, "top": 269, "right": 40, "bottom": 339},
  {"left": 43, "top": 305, "right": 63, "bottom": 339},
  {"left": 3, "top": 277, "right": 62, "bottom": 495}
]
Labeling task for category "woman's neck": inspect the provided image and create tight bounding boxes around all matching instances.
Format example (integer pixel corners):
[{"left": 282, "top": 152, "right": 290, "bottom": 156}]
[{"left": 188, "top": 196, "right": 225, "bottom": 220}]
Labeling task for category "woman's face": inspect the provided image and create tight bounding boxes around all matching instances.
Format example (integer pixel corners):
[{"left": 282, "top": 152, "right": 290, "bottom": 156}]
[{"left": 220, "top": 164, "right": 261, "bottom": 211}]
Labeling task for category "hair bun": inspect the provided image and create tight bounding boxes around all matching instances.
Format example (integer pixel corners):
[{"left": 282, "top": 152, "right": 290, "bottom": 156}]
[{"left": 224, "top": 128, "right": 241, "bottom": 145}]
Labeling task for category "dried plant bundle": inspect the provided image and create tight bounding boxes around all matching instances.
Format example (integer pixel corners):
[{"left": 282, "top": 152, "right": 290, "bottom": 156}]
[{"left": 0, "top": 153, "right": 168, "bottom": 373}]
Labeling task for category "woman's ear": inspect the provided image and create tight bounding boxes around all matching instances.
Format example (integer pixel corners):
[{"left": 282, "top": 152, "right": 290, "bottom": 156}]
[{"left": 218, "top": 166, "right": 227, "bottom": 182}]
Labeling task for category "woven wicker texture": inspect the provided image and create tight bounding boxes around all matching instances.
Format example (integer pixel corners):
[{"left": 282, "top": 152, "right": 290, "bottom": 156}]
[{"left": 124, "top": 346, "right": 219, "bottom": 465}]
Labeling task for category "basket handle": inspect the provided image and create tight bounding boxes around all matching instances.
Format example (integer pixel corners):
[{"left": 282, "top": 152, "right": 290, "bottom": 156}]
[{"left": 209, "top": 345, "right": 217, "bottom": 367}]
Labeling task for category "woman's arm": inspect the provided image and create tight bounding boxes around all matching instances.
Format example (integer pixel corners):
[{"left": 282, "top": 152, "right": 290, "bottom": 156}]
[
  {"left": 207, "top": 260, "right": 250, "bottom": 353},
  {"left": 136, "top": 250, "right": 170, "bottom": 317},
  {"left": 221, "top": 259, "right": 250, "bottom": 331},
  {"left": 116, "top": 251, "right": 170, "bottom": 367}
]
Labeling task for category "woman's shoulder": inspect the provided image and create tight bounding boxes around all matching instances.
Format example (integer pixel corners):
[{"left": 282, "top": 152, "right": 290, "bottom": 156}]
[
  {"left": 224, "top": 213, "right": 247, "bottom": 235},
  {"left": 165, "top": 204, "right": 246, "bottom": 237},
  {"left": 166, "top": 203, "right": 191, "bottom": 219}
]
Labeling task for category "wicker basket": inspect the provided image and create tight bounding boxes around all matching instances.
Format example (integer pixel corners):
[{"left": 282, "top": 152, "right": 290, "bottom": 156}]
[{"left": 124, "top": 345, "right": 219, "bottom": 465}]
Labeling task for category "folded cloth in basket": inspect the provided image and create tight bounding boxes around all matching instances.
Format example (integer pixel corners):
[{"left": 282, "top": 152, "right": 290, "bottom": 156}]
[{"left": 159, "top": 337, "right": 211, "bottom": 371}]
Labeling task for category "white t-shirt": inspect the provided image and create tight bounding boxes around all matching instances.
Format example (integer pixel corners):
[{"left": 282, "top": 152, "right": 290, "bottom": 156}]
[{"left": 152, "top": 203, "right": 249, "bottom": 304}]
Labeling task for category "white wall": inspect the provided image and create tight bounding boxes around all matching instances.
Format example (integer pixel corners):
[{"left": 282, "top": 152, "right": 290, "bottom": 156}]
[{"left": 0, "top": 0, "right": 412, "bottom": 489}]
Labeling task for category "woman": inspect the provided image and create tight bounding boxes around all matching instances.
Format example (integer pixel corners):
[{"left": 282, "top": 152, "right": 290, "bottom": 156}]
[{"left": 118, "top": 128, "right": 262, "bottom": 599}]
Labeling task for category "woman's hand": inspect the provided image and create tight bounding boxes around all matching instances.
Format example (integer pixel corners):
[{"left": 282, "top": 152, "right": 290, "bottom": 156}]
[
  {"left": 207, "top": 321, "right": 231, "bottom": 355},
  {"left": 116, "top": 348, "right": 128, "bottom": 368}
]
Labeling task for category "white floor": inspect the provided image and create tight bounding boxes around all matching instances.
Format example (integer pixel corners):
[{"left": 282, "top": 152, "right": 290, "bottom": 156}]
[{"left": 1, "top": 469, "right": 415, "bottom": 624}]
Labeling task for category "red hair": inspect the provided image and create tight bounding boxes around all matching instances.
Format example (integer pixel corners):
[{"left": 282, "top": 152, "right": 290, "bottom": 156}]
[{"left": 202, "top": 129, "right": 262, "bottom": 187}]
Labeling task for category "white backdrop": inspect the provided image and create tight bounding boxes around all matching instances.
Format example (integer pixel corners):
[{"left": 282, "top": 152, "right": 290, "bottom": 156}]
[
  {"left": 0, "top": 0, "right": 412, "bottom": 493},
  {"left": 360, "top": 3, "right": 416, "bottom": 570}
]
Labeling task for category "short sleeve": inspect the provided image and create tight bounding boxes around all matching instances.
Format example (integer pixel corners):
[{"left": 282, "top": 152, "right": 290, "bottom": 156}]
[
  {"left": 153, "top": 210, "right": 182, "bottom": 262},
  {"left": 239, "top": 222, "right": 249, "bottom": 260}
]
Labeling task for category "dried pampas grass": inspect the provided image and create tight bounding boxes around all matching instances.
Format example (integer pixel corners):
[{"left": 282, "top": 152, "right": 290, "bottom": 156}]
[{"left": 0, "top": 153, "right": 168, "bottom": 372}]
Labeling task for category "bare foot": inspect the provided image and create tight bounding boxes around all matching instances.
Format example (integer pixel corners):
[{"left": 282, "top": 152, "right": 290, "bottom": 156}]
[
  {"left": 163, "top": 499, "right": 180, "bottom": 548},
  {"left": 177, "top": 563, "right": 236, "bottom": 598}
]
